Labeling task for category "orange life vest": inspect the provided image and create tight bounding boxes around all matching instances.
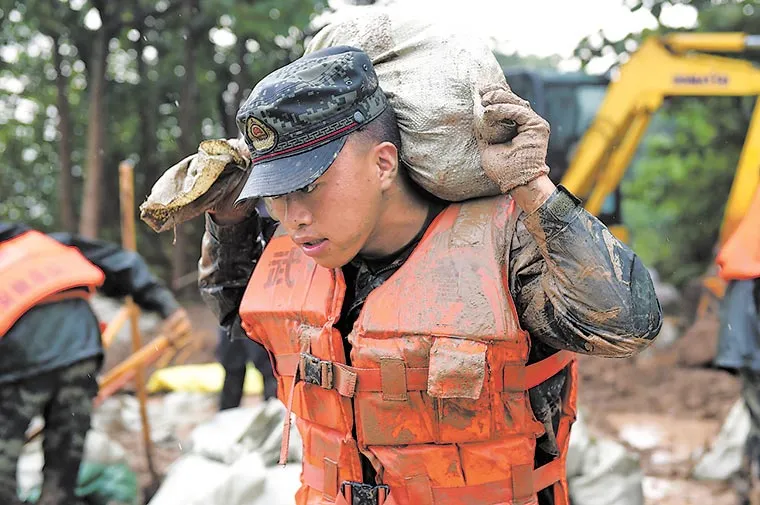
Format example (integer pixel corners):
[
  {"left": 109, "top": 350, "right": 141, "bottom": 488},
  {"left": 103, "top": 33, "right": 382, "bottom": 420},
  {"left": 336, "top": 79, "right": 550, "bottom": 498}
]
[
  {"left": 0, "top": 231, "right": 105, "bottom": 337},
  {"left": 239, "top": 196, "right": 577, "bottom": 505},
  {"left": 717, "top": 185, "right": 760, "bottom": 281}
]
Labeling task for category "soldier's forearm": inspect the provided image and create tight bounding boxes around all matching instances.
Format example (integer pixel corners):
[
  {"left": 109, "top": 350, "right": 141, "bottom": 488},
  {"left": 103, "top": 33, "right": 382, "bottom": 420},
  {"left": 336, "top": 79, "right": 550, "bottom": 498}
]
[
  {"left": 198, "top": 214, "right": 263, "bottom": 325},
  {"left": 514, "top": 186, "right": 662, "bottom": 357},
  {"left": 508, "top": 173, "right": 555, "bottom": 215}
]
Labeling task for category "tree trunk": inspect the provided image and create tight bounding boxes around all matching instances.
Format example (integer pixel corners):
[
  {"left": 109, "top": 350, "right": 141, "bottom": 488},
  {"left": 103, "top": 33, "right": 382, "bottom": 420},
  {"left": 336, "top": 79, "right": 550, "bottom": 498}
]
[
  {"left": 135, "top": 28, "right": 159, "bottom": 192},
  {"left": 53, "top": 37, "right": 76, "bottom": 232},
  {"left": 78, "top": 26, "right": 108, "bottom": 238},
  {"left": 172, "top": 0, "right": 201, "bottom": 295}
]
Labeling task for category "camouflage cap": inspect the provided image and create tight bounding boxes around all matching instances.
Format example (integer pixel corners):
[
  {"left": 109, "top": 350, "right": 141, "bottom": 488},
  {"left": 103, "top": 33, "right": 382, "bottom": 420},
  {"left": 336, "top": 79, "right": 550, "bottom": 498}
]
[{"left": 235, "top": 46, "right": 389, "bottom": 201}]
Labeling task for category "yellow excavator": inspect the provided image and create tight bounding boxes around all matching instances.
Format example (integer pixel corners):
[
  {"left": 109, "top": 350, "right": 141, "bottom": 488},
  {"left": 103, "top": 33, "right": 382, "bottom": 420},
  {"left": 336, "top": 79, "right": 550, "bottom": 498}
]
[
  {"left": 507, "top": 32, "right": 760, "bottom": 330},
  {"left": 560, "top": 32, "right": 760, "bottom": 246}
]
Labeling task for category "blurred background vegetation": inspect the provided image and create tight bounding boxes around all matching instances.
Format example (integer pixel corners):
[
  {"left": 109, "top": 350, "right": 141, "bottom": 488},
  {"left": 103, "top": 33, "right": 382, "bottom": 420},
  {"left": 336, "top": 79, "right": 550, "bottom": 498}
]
[{"left": 0, "top": 0, "right": 757, "bottom": 296}]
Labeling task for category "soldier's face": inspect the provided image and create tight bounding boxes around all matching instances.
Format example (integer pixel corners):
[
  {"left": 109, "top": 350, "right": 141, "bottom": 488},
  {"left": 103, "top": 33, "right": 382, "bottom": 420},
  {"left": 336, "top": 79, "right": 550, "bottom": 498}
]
[{"left": 264, "top": 137, "right": 392, "bottom": 269}]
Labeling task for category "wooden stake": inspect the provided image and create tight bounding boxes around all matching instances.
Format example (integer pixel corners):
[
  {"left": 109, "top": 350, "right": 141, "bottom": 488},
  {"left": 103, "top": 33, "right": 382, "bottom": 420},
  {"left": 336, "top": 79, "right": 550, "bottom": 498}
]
[
  {"left": 100, "top": 306, "right": 130, "bottom": 349},
  {"left": 119, "top": 160, "right": 160, "bottom": 486}
]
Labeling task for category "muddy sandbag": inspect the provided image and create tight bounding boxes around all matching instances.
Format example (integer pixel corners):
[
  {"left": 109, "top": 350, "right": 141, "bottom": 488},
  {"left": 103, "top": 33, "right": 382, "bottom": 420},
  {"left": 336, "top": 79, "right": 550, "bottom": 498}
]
[
  {"left": 139, "top": 139, "right": 250, "bottom": 233},
  {"left": 567, "top": 411, "right": 645, "bottom": 505},
  {"left": 692, "top": 398, "right": 750, "bottom": 481},
  {"left": 306, "top": 6, "right": 507, "bottom": 201}
]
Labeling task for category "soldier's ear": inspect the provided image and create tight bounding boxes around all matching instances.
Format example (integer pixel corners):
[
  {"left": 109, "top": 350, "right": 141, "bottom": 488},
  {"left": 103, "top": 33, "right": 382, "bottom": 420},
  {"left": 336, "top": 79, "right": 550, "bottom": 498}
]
[{"left": 375, "top": 141, "right": 398, "bottom": 191}]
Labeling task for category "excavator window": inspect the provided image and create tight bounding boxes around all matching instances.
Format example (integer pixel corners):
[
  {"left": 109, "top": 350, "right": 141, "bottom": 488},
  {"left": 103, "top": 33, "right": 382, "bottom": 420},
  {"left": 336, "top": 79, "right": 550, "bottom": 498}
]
[{"left": 504, "top": 69, "right": 619, "bottom": 224}]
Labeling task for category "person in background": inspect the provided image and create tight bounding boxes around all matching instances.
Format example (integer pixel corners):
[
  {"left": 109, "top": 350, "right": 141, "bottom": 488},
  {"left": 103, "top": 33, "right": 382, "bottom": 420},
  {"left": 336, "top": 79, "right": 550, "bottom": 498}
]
[
  {"left": 713, "top": 187, "right": 760, "bottom": 505},
  {"left": 0, "top": 221, "right": 191, "bottom": 505},
  {"left": 216, "top": 324, "right": 278, "bottom": 409}
]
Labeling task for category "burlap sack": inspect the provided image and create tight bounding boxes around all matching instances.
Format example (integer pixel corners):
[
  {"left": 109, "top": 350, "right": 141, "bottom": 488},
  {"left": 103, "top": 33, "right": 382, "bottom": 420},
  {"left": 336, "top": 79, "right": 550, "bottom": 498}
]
[
  {"left": 139, "top": 139, "right": 249, "bottom": 233},
  {"left": 306, "top": 6, "right": 507, "bottom": 201}
]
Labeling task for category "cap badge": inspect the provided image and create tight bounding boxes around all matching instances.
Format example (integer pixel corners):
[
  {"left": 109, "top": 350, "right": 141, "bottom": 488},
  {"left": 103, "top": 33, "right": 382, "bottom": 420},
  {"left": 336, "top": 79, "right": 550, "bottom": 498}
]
[{"left": 246, "top": 117, "right": 277, "bottom": 154}]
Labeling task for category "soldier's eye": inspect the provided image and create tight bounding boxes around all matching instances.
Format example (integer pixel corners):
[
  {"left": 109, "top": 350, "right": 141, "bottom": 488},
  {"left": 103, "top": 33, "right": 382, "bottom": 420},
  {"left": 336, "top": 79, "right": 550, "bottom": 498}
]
[{"left": 301, "top": 182, "right": 318, "bottom": 194}]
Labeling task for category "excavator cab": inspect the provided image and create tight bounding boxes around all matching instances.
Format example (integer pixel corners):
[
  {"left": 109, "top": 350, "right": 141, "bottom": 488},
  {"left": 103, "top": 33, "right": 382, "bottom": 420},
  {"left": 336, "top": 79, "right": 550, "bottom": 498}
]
[{"left": 504, "top": 70, "right": 626, "bottom": 235}]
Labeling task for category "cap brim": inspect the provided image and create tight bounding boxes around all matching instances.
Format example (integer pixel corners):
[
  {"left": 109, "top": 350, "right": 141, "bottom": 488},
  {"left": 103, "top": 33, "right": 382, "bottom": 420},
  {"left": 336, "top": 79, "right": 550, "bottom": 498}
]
[{"left": 235, "top": 135, "right": 348, "bottom": 202}]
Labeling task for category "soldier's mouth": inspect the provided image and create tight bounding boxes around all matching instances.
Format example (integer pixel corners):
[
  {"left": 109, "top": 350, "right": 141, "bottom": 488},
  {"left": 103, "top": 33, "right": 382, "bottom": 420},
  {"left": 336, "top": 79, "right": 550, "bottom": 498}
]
[{"left": 301, "top": 239, "right": 328, "bottom": 255}]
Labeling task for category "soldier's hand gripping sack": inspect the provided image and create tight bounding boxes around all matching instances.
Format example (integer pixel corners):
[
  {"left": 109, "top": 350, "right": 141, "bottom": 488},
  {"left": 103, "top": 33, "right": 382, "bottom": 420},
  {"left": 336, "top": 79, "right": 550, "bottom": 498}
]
[
  {"left": 475, "top": 84, "right": 550, "bottom": 193},
  {"left": 306, "top": 7, "right": 520, "bottom": 201}
]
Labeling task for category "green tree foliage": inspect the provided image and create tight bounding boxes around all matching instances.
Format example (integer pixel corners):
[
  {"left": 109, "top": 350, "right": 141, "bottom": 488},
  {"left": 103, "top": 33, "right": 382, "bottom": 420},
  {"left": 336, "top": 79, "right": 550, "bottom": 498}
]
[
  {"left": 574, "top": 0, "right": 759, "bottom": 286},
  {"left": 0, "top": 0, "right": 325, "bottom": 290}
]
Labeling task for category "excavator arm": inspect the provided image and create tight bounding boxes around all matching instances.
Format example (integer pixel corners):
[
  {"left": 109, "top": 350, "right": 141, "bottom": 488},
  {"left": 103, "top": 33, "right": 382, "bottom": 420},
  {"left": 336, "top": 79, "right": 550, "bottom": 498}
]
[{"left": 560, "top": 33, "right": 760, "bottom": 244}]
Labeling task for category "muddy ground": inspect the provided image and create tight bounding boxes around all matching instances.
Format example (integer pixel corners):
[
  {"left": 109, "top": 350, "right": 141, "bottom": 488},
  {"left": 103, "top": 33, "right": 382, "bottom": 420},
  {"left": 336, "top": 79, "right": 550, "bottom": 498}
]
[{"left": 105, "top": 303, "right": 742, "bottom": 505}]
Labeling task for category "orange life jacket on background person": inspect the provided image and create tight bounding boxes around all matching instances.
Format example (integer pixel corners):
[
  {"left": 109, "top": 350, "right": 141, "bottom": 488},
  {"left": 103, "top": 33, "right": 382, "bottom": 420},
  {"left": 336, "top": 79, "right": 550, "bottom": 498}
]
[
  {"left": 717, "top": 185, "right": 760, "bottom": 281},
  {"left": 0, "top": 230, "right": 105, "bottom": 337},
  {"left": 240, "top": 196, "right": 578, "bottom": 505}
]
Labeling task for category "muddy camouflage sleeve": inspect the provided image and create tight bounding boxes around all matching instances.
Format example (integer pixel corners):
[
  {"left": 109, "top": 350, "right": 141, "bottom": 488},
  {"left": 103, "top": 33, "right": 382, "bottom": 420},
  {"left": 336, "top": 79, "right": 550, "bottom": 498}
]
[
  {"left": 198, "top": 214, "right": 264, "bottom": 330},
  {"left": 509, "top": 186, "right": 662, "bottom": 357}
]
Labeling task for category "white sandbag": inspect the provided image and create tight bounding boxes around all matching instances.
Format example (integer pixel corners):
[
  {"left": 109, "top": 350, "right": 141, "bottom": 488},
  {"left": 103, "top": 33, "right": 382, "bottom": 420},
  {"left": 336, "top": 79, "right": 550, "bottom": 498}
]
[
  {"left": 147, "top": 454, "right": 229, "bottom": 505},
  {"left": 569, "top": 439, "right": 645, "bottom": 505},
  {"left": 17, "top": 437, "right": 43, "bottom": 498},
  {"left": 691, "top": 398, "right": 750, "bottom": 481},
  {"left": 566, "top": 410, "right": 592, "bottom": 479},
  {"left": 256, "top": 465, "right": 303, "bottom": 505},
  {"left": 189, "top": 399, "right": 302, "bottom": 467},
  {"left": 189, "top": 407, "right": 260, "bottom": 464},
  {"left": 194, "top": 452, "right": 268, "bottom": 505},
  {"left": 240, "top": 399, "right": 303, "bottom": 466},
  {"left": 84, "top": 430, "right": 128, "bottom": 466},
  {"left": 306, "top": 6, "right": 505, "bottom": 201},
  {"left": 567, "top": 411, "right": 645, "bottom": 505}
]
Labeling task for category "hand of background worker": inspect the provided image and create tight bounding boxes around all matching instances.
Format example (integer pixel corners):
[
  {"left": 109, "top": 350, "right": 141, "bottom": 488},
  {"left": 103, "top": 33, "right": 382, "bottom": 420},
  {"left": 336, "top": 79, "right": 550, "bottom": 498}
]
[
  {"left": 160, "top": 307, "right": 192, "bottom": 341},
  {"left": 475, "top": 83, "right": 551, "bottom": 194}
]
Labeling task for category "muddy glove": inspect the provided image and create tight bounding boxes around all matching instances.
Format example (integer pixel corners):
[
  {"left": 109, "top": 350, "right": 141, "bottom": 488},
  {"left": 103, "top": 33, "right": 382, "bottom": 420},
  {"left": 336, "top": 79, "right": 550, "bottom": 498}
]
[
  {"left": 139, "top": 138, "right": 252, "bottom": 232},
  {"left": 475, "top": 83, "right": 550, "bottom": 193}
]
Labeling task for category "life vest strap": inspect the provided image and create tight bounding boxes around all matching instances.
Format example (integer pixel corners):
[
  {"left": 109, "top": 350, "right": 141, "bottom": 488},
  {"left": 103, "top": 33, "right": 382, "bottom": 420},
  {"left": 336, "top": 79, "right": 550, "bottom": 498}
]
[
  {"left": 303, "top": 457, "right": 565, "bottom": 505},
  {"left": 276, "top": 350, "right": 575, "bottom": 398},
  {"left": 500, "top": 350, "right": 576, "bottom": 392},
  {"left": 276, "top": 353, "right": 429, "bottom": 398}
]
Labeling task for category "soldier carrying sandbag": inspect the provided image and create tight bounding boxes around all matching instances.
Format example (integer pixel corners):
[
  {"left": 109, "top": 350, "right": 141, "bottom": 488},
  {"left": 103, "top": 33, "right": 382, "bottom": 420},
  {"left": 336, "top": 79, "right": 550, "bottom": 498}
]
[{"left": 191, "top": 42, "right": 662, "bottom": 505}]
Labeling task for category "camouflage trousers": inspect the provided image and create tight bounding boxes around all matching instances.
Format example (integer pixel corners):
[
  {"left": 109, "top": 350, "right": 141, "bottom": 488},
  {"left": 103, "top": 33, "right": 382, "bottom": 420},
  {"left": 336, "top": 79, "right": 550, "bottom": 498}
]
[{"left": 0, "top": 358, "right": 99, "bottom": 505}]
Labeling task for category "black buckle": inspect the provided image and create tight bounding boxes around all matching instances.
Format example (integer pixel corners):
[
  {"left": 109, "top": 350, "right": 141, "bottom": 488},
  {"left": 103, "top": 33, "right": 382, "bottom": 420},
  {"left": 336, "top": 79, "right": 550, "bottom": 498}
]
[
  {"left": 340, "top": 481, "right": 390, "bottom": 505},
  {"left": 299, "top": 353, "right": 333, "bottom": 389}
]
